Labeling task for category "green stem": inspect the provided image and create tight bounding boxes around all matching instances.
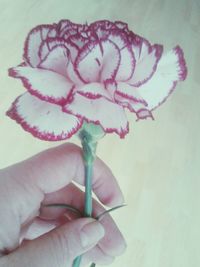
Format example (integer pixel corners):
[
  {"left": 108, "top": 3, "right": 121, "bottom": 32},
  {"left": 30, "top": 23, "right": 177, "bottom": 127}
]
[
  {"left": 72, "top": 256, "right": 82, "bottom": 267},
  {"left": 72, "top": 130, "right": 97, "bottom": 267},
  {"left": 84, "top": 163, "right": 93, "bottom": 217}
]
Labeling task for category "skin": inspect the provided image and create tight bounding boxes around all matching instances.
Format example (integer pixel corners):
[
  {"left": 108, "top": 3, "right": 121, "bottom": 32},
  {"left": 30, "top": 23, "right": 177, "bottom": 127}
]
[{"left": 0, "top": 143, "right": 126, "bottom": 267}]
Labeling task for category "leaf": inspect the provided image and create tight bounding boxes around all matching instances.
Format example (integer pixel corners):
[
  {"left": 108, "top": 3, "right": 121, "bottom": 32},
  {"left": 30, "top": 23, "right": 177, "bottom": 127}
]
[
  {"left": 90, "top": 263, "right": 96, "bottom": 267},
  {"left": 43, "top": 203, "right": 83, "bottom": 217},
  {"left": 42, "top": 203, "right": 127, "bottom": 221},
  {"left": 95, "top": 204, "right": 126, "bottom": 220}
]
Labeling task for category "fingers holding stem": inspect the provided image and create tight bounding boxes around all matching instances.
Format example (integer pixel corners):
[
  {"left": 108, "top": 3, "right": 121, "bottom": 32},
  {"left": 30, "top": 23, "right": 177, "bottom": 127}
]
[{"left": 73, "top": 126, "right": 98, "bottom": 267}]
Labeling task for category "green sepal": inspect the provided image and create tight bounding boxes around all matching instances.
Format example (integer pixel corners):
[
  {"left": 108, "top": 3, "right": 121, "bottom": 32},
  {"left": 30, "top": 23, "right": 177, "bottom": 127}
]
[
  {"left": 77, "top": 122, "right": 105, "bottom": 165},
  {"left": 78, "top": 122, "right": 105, "bottom": 142}
]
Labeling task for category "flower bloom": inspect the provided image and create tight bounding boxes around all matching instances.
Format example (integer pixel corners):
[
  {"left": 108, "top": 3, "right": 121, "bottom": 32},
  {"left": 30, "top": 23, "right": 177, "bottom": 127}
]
[{"left": 7, "top": 20, "right": 187, "bottom": 140}]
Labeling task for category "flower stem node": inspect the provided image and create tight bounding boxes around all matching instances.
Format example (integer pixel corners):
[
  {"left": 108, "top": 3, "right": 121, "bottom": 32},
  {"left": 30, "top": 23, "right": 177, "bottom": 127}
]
[{"left": 77, "top": 122, "right": 105, "bottom": 165}]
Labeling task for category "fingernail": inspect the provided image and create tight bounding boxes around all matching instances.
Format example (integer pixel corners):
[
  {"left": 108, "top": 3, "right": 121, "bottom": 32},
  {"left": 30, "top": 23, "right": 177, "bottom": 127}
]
[{"left": 80, "top": 221, "right": 105, "bottom": 247}]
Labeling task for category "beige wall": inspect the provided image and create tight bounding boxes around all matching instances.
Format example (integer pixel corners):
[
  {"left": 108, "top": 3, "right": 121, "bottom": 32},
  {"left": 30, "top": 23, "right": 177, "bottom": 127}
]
[{"left": 0, "top": 0, "right": 200, "bottom": 266}]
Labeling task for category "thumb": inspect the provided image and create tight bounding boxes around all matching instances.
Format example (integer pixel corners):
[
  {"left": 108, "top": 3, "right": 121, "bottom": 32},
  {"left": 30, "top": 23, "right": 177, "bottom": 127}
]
[{"left": 3, "top": 218, "right": 105, "bottom": 267}]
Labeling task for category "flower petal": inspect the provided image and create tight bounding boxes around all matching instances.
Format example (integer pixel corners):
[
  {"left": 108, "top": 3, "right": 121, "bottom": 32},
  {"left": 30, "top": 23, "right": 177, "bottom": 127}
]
[
  {"left": 63, "top": 93, "right": 129, "bottom": 138},
  {"left": 106, "top": 28, "right": 135, "bottom": 81},
  {"left": 89, "top": 20, "right": 117, "bottom": 32},
  {"left": 39, "top": 38, "right": 78, "bottom": 62},
  {"left": 67, "top": 61, "right": 84, "bottom": 85},
  {"left": 23, "top": 25, "right": 53, "bottom": 67},
  {"left": 115, "top": 47, "right": 135, "bottom": 81},
  {"left": 57, "top": 19, "right": 78, "bottom": 32},
  {"left": 114, "top": 93, "right": 153, "bottom": 120},
  {"left": 39, "top": 45, "right": 69, "bottom": 76},
  {"left": 38, "top": 41, "right": 50, "bottom": 61},
  {"left": 9, "top": 66, "right": 74, "bottom": 105},
  {"left": 100, "top": 40, "right": 121, "bottom": 82},
  {"left": 116, "top": 82, "right": 147, "bottom": 105},
  {"left": 57, "top": 20, "right": 82, "bottom": 37},
  {"left": 134, "top": 46, "right": 187, "bottom": 110},
  {"left": 107, "top": 30, "right": 128, "bottom": 49},
  {"left": 76, "top": 82, "right": 111, "bottom": 99},
  {"left": 75, "top": 40, "right": 120, "bottom": 83},
  {"left": 75, "top": 41, "right": 101, "bottom": 83},
  {"left": 129, "top": 39, "right": 163, "bottom": 86},
  {"left": 68, "top": 34, "right": 88, "bottom": 49},
  {"left": 104, "top": 79, "right": 117, "bottom": 99},
  {"left": 115, "top": 93, "right": 143, "bottom": 111},
  {"left": 39, "top": 39, "right": 83, "bottom": 85},
  {"left": 114, "top": 21, "right": 128, "bottom": 30},
  {"left": 6, "top": 93, "right": 82, "bottom": 141},
  {"left": 135, "top": 109, "right": 154, "bottom": 120}
]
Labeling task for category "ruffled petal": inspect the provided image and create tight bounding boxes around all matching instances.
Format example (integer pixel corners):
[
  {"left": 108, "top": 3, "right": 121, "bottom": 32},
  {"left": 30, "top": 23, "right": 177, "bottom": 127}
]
[
  {"left": 67, "top": 60, "right": 84, "bottom": 85},
  {"left": 134, "top": 46, "right": 187, "bottom": 110},
  {"left": 68, "top": 34, "right": 88, "bottom": 49},
  {"left": 115, "top": 47, "right": 135, "bottom": 81},
  {"left": 75, "top": 41, "right": 101, "bottom": 83},
  {"left": 6, "top": 93, "right": 82, "bottom": 141},
  {"left": 89, "top": 20, "right": 117, "bottom": 32},
  {"left": 23, "top": 25, "right": 53, "bottom": 67},
  {"left": 99, "top": 30, "right": 135, "bottom": 81},
  {"left": 114, "top": 93, "right": 154, "bottom": 120},
  {"left": 76, "top": 82, "right": 111, "bottom": 99},
  {"left": 129, "top": 39, "right": 163, "bottom": 86},
  {"left": 107, "top": 30, "right": 128, "bottom": 49},
  {"left": 135, "top": 109, "right": 154, "bottom": 120},
  {"left": 39, "top": 38, "right": 78, "bottom": 62},
  {"left": 115, "top": 93, "right": 142, "bottom": 111},
  {"left": 38, "top": 38, "right": 65, "bottom": 61},
  {"left": 63, "top": 93, "right": 129, "bottom": 138},
  {"left": 38, "top": 41, "right": 50, "bottom": 61},
  {"left": 57, "top": 20, "right": 82, "bottom": 37},
  {"left": 100, "top": 40, "right": 121, "bottom": 82},
  {"left": 116, "top": 82, "right": 147, "bottom": 105},
  {"left": 39, "top": 45, "right": 69, "bottom": 76},
  {"left": 104, "top": 79, "right": 117, "bottom": 99},
  {"left": 75, "top": 40, "right": 120, "bottom": 83},
  {"left": 114, "top": 21, "right": 128, "bottom": 31},
  {"left": 9, "top": 66, "right": 74, "bottom": 105},
  {"left": 57, "top": 19, "right": 78, "bottom": 32},
  {"left": 39, "top": 39, "right": 83, "bottom": 85}
]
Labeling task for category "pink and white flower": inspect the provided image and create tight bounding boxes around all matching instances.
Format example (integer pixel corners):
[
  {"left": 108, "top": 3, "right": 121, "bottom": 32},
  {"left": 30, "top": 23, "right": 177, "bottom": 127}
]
[{"left": 7, "top": 20, "right": 187, "bottom": 141}]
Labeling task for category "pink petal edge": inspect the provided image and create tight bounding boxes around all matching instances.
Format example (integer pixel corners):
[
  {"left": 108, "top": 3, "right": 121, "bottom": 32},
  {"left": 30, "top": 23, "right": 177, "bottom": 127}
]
[
  {"left": 9, "top": 19, "right": 187, "bottom": 139},
  {"left": 76, "top": 82, "right": 111, "bottom": 100},
  {"left": 114, "top": 93, "right": 153, "bottom": 120},
  {"left": 38, "top": 44, "right": 69, "bottom": 77},
  {"left": 23, "top": 24, "right": 55, "bottom": 67},
  {"left": 152, "top": 45, "right": 187, "bottom": 111},
  {"left": 74, "top": 39, "right": 121, "bottom": 83},
  {"left": 8, "top": 66, "right": 74, "bottom": 106},
  {"left": 116, "top": 82, "right": 148, "bottom": 105},
  {"left": 63, "top": 93, "right": 129, "bottom": 138},
  {"left": 129, "top": 41, "right": 163, "bottom": 87},
  {"left": 6, "top": 93, "right": 83, "bottom": 141}
]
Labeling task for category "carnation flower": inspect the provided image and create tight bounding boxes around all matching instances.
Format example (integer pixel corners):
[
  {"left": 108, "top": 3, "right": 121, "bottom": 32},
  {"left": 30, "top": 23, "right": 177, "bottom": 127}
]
[
  {"left": 7, "top": 19, "right": 187, "bottom": 141},
  {"left": 6, "top": 19, "right": 188, "bottom": 267}
]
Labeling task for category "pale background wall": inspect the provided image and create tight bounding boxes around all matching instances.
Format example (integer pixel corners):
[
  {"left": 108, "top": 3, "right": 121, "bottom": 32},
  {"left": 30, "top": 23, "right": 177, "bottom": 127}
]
[{"left": 0, "top": 0, "right": 200, "bottom": 266}]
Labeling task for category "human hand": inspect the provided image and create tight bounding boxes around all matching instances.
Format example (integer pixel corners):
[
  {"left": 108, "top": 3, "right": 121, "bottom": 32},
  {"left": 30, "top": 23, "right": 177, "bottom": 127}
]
[{"left": 0, "top": 143, "right": 126, "bottom": 267}]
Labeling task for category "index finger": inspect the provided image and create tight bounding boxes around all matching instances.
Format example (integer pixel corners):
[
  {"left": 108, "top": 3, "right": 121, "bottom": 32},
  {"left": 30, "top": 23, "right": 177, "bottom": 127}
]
[
  {"left": 1, "top": 143, "right": 124, "bottom": 221},
  {"left": 26, "top": 143, "right": 123, "bottom": 206}
]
